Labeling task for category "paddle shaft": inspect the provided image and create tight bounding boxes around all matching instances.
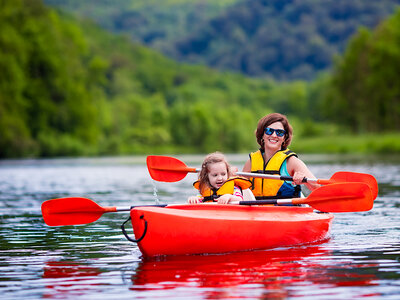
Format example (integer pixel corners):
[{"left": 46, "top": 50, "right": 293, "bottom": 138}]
[
  {"left": 240, "top": 199, "right": 296, "bottom": 205},
  {"left": 236, "top": 171, "right": 322, "bottom": 184},
  {"left": 185, "top": 170, "right": 323, "bottom": 184},
  {"left": 115, "top": 202, "right": 295, "bottom": 208},
  {"left": 164, "top": 168, "right": 322, "bottom": 183},
  {"left": 111, "top": 204, "right": 168, "bottom": 212}
]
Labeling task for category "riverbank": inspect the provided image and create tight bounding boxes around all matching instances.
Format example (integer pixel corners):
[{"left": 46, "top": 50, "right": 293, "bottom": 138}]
[
  {"left": 292, "top": 133, "right": 400, "bottom": 154},
  {"left": 1, "top": 133, "right": 399, "bottom": 161}
]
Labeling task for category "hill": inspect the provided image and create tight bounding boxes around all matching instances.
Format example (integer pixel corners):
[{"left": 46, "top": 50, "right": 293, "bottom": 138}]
[
  {"left": 45, "top": 0, "right": 400, "bottom": 80},
  {"left": 0, "top": 0, "right": 275, "bottom": 158},
  {"left": 2, "top": 0, "right": 400, "bottom": 158}
]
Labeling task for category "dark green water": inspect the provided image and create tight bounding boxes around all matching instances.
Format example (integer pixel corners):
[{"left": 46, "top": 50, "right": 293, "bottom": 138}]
[{"left": 0, "top": 155, "right": 399, "bottom": 299}]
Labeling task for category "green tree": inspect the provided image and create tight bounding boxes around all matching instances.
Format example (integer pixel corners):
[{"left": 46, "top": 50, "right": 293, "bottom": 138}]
[{"left": 325, "top": 9, "right": 400, "bottom": 132}]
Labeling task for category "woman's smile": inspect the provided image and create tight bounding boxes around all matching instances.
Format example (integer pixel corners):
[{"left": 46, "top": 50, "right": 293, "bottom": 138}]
[{"left": 267, "top": 136, "right": 280, "bottom": 144}]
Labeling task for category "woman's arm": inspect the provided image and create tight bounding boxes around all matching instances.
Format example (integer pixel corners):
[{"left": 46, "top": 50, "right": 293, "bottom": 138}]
[
  {"left": 242, "top": 159, "right": 251, "bottom": 172},
  {"left": 287, "top": 156, "right": 320, "bottom": 191}
]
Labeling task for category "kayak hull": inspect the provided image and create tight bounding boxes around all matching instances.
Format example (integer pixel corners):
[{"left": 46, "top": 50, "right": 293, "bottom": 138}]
[{"left": 130, "top": 204, "right": 333, "bottom": 257}]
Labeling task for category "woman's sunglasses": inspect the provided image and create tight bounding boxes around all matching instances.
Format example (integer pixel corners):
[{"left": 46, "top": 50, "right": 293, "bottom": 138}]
[{"left": 264, "top": 127, "right": 286, "bottom": 137}]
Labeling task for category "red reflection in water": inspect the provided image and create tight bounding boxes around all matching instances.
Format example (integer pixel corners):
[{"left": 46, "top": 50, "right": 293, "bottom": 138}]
[
  {"left": 131, "top": 245, "right": 379, "bottom": 298},
  {"left": 41, "top": 246, "right": 379, "bottom": 299},
  {"left": 42, "top": 261, "right": 102, "bottom": 298},
  {"left": 44, "top": 261, "right": 101, "bottom": 278}
]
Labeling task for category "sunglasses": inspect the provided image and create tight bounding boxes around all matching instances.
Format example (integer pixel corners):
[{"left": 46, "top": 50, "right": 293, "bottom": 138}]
[{"left": 264, "top": 127, "right": 286, "bottom": 137}]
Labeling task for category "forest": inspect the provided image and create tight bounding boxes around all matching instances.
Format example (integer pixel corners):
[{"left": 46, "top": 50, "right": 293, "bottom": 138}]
[
  {"left": 1, "top": 0, "right": 400, "bottom": 158},
  {"left": 45, "top": 0, "right": 400, "bottom": 80}
]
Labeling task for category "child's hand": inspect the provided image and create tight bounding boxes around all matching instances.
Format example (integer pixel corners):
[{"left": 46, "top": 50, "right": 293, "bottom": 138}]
[
  {"left": 187, "top": 196, "right": 203, "bottom": 204},
  {"left": 231, "top": 166, "right": 239, "bottom": 174},
  {"left": 217, "top": 194, "right": 242, "bottom": 204},
  {"left": 217, "top": 194, "right": 232, "bottom": 204}
]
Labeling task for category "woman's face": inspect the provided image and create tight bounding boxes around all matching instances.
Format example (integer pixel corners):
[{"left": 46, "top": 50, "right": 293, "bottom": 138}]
[
  {"left": 263, "top": 121, "right": 285, "bottom": 151},
  {"left": 207, "top": 162, "right": 228, "bottom": 189}
]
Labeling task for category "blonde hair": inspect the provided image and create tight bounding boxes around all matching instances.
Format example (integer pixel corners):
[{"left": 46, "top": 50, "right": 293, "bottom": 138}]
[
  {"left": 198, "top": 152, "right": 232, "bottom": 193},
  {"left": 255, "top": 113, "right": 293, "bottom": 150}
]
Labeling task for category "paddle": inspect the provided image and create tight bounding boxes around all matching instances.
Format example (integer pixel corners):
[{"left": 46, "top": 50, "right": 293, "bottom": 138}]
[
  {"left": 42, "top": 182, "right": 373, "bottom": 227},
  {"left": 41, "top": 197, "right": 167, "bottom": 226},
  {"left": 147, "top": 155, "right": 378, "bottom": 199},
  {"left": 240, "top": 182, "right": 373, "bottom": 213}
]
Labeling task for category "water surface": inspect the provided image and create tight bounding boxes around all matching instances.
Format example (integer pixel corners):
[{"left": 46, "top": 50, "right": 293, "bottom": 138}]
[{"left": 0, "top": 154, "right": 399, "bottom": 299}]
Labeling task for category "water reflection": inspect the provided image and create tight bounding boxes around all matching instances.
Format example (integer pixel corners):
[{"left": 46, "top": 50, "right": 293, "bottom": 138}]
[
  {"left": 130, "top": 245, "right": 379, "bottom": 299},
  {"left": 43, "top": 261, "right": 103, "bottom": 298}
]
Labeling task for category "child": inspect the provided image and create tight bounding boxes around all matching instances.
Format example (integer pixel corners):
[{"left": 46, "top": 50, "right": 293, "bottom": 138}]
[{"left": 187, "top": 152, "right": 252, "bottom": 204}]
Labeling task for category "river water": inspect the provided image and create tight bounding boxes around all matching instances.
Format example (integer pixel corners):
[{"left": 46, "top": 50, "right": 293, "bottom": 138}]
[{"left": 0, "top": 154, "right": 399, "bottom": 299}]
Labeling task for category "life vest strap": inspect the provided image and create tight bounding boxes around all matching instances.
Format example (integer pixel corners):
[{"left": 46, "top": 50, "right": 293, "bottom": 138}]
[{"left": 202, "top": 195, "right": 219, "bottom": 202}]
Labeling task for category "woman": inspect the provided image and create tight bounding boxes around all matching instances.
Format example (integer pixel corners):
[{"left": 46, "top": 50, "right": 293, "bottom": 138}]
[{"left": 242, "top": 113, "right": 319, "bottom": 199}]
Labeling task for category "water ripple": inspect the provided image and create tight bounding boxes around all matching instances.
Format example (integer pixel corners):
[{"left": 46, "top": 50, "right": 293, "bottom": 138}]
[{"left": 0, "top": 156, "right": 400, "bottom": 299}]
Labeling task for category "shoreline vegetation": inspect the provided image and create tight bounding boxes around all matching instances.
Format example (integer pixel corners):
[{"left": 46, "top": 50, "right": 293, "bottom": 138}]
[
  {"left": 0, "top": 133, "right": 399, "bottom": 162},
  {"left": 147, "top": 133, "right": 400, "bottom": 156},
  {"left": 1, "top": 147, "right": 399, "bottom": 169},
  {"left": 2, "top": 1, "right": 400, "bottom": 159},
  {"left": 292, "top": 133, "right": 400, "bottom": 155}
]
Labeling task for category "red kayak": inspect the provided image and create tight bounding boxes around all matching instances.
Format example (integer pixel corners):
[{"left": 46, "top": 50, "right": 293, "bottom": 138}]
[
  {"left": 129, "top": 204, "right": 334, "bottom": 257},
  {"left": 41, "top": 181, "right": 372, "bottom": 257}
]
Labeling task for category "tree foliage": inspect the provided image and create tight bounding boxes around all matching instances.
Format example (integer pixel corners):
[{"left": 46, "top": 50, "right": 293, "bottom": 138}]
[
  {"left": 0, "top": 0, "right": 269, "bottom": 158},
  {"left": 324, "top": 9, "right": 400, "bottom": 132},
  {"left": 0, "top": 0, "right": 100, "bottom": 157},
  {"left": 2, "top": 0, "right": 400, "bottom": 158},
  {"left": 45, "top": 0, "right": 400, "bottom": 80}
]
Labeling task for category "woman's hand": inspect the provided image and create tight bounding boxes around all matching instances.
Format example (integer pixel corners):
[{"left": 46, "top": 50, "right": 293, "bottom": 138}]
[{"left": 292, "top": 171, "right": 306, "bottom": 185}]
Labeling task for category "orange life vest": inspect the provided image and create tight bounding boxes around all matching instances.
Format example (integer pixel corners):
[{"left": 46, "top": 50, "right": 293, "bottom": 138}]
[{"left": 193, "top": 177, "right": 252, "bottom": 202}]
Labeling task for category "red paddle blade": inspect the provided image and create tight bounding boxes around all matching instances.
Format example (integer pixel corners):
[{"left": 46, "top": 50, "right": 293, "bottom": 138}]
[
  {"left": 41, "top": 197, "right": 113, "bottom": 226},
  {"left": 295, "top": 182, "right": 373, "bottom": 212},
  {"left": 147, "top": 155, "right": 197, "bottom": 182},
  {"left": 330, "top": 172, "right": 378, "bottom": 200}
]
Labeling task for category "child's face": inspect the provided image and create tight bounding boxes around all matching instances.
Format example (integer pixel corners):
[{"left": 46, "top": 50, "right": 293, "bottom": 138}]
[{"left": 207, "top": 162, "right": 228, "bottom": 189}]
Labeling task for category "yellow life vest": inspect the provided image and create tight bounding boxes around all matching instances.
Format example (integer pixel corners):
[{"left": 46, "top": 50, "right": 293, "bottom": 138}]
[
  {"left": 193, "top": 177, "right": 252, "bottom": 202},
  {"left": 249, "top": 149, "right": 300, "bottom": 199}
]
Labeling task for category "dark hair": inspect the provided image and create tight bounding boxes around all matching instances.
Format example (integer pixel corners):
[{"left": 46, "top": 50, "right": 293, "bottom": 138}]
[
  {"left": 255, "top": 113, "right": 293, "bottom": 150},
  {"left": 198, "top": 152, "right": 232, "bottom": 192}
]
